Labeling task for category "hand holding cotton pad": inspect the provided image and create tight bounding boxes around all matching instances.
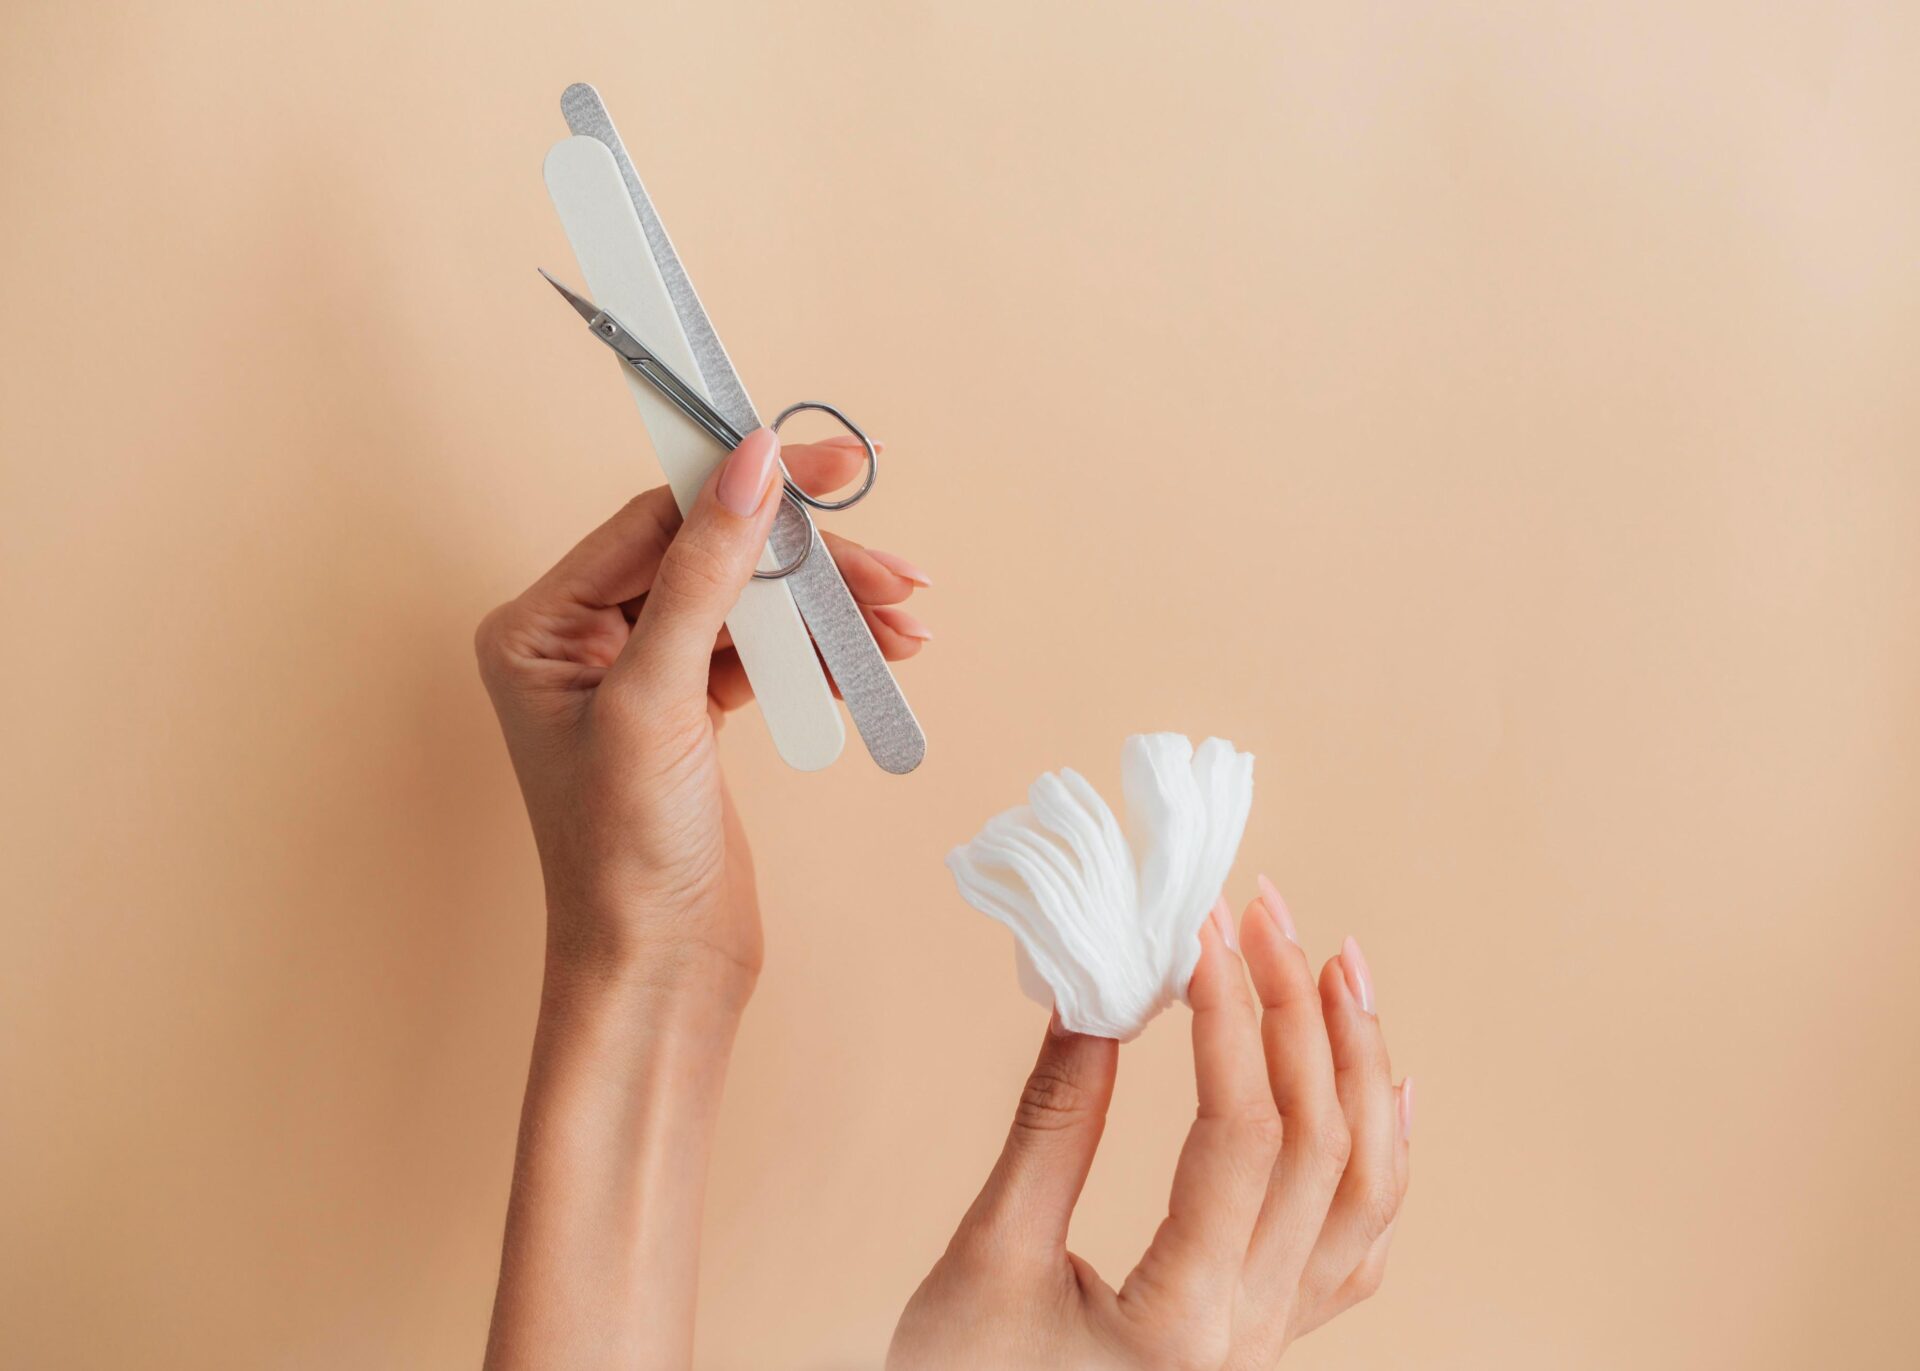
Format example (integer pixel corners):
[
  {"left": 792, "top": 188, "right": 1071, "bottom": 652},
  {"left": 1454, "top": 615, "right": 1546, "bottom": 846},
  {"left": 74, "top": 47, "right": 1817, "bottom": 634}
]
[{"left": 946, "top": 734, "right": 1255, "bottom": 1040}]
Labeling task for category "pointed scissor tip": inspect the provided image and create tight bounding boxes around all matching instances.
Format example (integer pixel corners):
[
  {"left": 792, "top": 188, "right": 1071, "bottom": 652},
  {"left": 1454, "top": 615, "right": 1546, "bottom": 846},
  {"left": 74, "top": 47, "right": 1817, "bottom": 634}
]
[{"left": 537, "top": 268, "right": 600, "bottom": 324}]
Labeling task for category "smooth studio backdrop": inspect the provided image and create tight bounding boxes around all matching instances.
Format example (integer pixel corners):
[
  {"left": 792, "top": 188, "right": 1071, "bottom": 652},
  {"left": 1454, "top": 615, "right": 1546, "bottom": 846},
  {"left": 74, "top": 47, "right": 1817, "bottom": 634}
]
[{"left": 3, "top": 3, "right": 1917, "bottom": 1367}]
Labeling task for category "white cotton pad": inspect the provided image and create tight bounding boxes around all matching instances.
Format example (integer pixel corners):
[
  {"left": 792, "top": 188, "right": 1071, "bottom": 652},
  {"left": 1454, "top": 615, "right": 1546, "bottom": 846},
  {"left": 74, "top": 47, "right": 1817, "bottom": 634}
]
[{"left": 946, "top": 734, "right": 1255, "bottom": 1041}]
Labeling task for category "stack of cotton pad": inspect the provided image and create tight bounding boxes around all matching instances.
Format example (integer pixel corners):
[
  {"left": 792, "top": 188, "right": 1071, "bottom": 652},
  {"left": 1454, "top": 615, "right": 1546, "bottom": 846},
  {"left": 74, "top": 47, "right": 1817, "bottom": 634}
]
[{"left": 946, "top": 734, "right": 1255, "bottom": 1041}]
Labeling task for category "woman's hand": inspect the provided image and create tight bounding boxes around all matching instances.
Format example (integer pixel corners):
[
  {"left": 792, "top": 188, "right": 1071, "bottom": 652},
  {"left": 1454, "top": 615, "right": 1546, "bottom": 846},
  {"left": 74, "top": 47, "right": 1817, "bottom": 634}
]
[
  {"left": 474, "top": 428, "right": 931, "bottom": 997},
  {"left": 890, "top": 884, "right": 1411, "bottom": 1370},
  {"left": 478, "top": 429, "right": 931, "bottom": 1371}
]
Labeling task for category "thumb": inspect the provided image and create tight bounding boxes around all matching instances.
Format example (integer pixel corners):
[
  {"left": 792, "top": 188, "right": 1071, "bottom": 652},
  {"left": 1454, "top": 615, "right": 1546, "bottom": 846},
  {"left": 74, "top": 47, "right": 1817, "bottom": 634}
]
[
  {"left": 956, "top": 1015, "right": 1119, "bottom": 1262},
  {"left": 611, "top": 427, "right": 785, "bottom": 703}
]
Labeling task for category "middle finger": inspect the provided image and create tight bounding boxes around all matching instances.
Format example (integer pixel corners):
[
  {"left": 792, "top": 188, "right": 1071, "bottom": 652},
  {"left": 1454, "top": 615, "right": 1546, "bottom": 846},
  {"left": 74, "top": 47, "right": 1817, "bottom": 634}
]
[
  {"left": 1237, "top": 882, "right": 1347, "bottom": 1313},
  {"left": 1292, "top": 937, "right": 1402, "bottom": 1322}
]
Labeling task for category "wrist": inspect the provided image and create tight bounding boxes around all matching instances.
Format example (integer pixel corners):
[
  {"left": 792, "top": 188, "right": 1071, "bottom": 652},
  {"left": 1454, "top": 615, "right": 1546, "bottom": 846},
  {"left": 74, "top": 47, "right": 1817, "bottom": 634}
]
[
  {"left": 541, "top": 923, "right": 757, "bottom": 1032},
  {"left": 542, "top": 892, "right": 760, "bottom": 1015},
  {"left": 526, "top": 940, "right": 748, "bottom": 1146}
]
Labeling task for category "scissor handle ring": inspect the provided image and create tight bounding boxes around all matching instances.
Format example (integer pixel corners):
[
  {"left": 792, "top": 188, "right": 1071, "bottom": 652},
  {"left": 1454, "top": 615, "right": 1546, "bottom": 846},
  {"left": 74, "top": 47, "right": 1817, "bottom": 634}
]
[
  {"left": 750, "top": 486, "right": 817, "bottom": 581},
  {"left": 771, "top": 401, "right": 879, "bottom": 512}
]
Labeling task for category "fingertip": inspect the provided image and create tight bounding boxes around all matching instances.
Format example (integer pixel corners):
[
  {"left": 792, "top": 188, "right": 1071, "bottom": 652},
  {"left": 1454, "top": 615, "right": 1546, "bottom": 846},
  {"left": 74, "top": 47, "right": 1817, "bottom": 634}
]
[
  {"left": 1078, "top": 1030, "right": 1121, "bottom": 1077},
  {"left": 1239, "top": 894, "right": 1280, "bottom": 959},
  {"left": 1255, "top": 874, "right": 1300, "bottom": 945},
  {"left": 818, "top": 433, "right": 885, "bottom": 454},
  {"left": 826, "top": 537, "right": 919, "bottom": 606},
  {"left": 862, "top": 606, "right": 929, "bottom": 660},
  {"left": 781, "top": 435, "right": 884, "bottom": 498},
  {"left": 1042, "top": 1007, "right": 1120, "bottom": 1063},
  {"left": 1317, "top": 953, "right": 1359, "bottom": 1024},
  {"left": 1209, "top": 895, "right": 1239, "bottom": 952},
  {"left": 1191, "top": 916, "right": 1264, "bottom": 1039},
  {"left": 870, "top": 603, "right": 933, "bottom": 643},
  {"left": 1339, "top": 935, "right": 1376, "bottom": 1015},
  {"left": 1186, "top": 909, "right": 1232, "bottom": 1005},
  {"left": 715, "top": 426, "right": 782, "bottom": 517},
  {"left": 1242, "top": 892, "right": 1312, "bottom": 1007},
  {"left": 1317, "top": 954, "right": 1346, "bottom": 1004},
  {"left": 864, "top": 546, "right": 933, "bottom": 589},
  {"left": 778, "top": 438, "right": 863, "bottom": 497},
  {"left": 1319, "top": 952, "right": 1391, "bottom": 1069}
]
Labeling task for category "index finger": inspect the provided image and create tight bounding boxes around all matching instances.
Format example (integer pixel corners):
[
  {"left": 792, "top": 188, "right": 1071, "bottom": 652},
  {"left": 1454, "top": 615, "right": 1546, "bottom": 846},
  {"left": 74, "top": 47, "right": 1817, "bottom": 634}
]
[
  {"left": 525, "top": 486, "right": 681, "bottom": 612},
  {"left": 1122, "top": 911, "right": 1281, "bottom": 1313},
  {"left": 782, "top": 437, "right": 885, "bottom": 501}
]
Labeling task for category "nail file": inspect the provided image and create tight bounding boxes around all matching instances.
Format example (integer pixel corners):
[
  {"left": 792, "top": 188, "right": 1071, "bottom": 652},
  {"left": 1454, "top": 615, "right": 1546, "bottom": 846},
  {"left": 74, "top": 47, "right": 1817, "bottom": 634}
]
[
  {"left": 560, "top": 83, "right": 926, "bottom": 776},
  {"left": 544, "top": 135, "right": 846, "bottom": 772}
]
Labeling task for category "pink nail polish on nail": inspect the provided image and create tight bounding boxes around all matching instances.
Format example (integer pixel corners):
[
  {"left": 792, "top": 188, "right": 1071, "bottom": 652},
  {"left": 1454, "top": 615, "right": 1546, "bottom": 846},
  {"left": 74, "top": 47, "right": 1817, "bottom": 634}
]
[
  {"left": 865, "top": 547, "right": 933, "bottom": 588},
  {"left": 1399, "top": 1077, "right": 1415, "bottom": 1141},
  {"left": 717, "top": 427, "right": 780, "bottom": 515},
  {"left": 1210, "top": 897, "right": 1239, "bottom": 952},
  {"left": 872, "top": 604, "right": 933, "bottom": 642},
  {"left": 1340, "top": 935, "right": 1375, "bottom": 1014},
  {"left": 1256, "top": 874, "right": 1300, "bottom": 945}
]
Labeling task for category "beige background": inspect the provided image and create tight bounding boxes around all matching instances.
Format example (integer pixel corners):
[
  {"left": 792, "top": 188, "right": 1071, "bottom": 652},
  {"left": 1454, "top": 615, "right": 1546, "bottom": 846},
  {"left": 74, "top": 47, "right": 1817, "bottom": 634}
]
[{"left": 4, "top": 2, "right": 1918, "bottom": 1367}]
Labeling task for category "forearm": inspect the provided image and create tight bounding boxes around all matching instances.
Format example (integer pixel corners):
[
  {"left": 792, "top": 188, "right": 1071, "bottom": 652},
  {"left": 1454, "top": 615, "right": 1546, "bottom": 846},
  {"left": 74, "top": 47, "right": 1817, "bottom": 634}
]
[{"left": 484, "top": 941, "right": 750, "bottom": 1371}]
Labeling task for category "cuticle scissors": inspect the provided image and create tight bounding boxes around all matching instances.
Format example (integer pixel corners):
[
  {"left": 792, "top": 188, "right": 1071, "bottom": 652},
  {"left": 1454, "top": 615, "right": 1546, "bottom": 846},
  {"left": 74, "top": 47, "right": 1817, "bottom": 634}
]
[{"left": 538, "top": 268, "right": 877, "bottom": 580}]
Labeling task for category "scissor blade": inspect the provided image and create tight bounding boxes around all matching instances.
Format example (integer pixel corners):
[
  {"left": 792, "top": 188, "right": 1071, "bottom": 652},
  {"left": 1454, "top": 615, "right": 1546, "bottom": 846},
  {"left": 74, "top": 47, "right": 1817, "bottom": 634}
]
[{"left": 538, "top": 267, "right": 603, "bottom": 325}]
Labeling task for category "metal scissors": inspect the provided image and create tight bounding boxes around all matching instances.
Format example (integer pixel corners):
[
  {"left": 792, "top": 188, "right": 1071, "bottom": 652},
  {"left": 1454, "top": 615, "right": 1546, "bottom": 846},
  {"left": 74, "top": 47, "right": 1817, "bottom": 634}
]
[{"left": 538, "top": 268, "right": 877, "bottom": 580}]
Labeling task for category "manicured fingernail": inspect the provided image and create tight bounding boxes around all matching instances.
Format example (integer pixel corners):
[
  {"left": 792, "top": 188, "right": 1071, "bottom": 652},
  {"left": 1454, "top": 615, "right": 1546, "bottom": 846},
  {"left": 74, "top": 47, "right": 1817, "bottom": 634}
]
[
  {"left": 872, "top": 604, "right": 933, "bottom": 642},
  {"left": 1340, "top": 935, "right": 1375, "bottom": 1014},
  {"left": 1047, "top": 1007, "right": 1073, "bottom": 1038},
  {"left": 1210, "top": 897, "right": 1239, "bottom": 952},
  {"left": 1399, "top": 1078, "right": 1415, "bottom": 1141},
  {"left": 821, "top": 434, "right": 885, "bottom": 452},
  {"left": 1256, "top": 874, "right": 1299, "bottom": 945},
  {"left": 717, "top": 427, "right": 780, "bottom": 515},
  {"left": 865, "top": 547, "right": 933, "bottom": 588}
]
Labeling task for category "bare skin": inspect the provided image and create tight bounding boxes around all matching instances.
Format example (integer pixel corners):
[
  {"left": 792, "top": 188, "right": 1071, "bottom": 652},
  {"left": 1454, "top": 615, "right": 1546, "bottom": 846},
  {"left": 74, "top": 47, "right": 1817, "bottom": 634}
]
[
  {"left": 476, "top": 429, "right": 1410, "bottom": 1369},
  {"left": 889, "top": 901, "right": 1412, "bottom": 1370},
  {"left": 476, "top": 430, "right": 928, "bottom": 1371}
]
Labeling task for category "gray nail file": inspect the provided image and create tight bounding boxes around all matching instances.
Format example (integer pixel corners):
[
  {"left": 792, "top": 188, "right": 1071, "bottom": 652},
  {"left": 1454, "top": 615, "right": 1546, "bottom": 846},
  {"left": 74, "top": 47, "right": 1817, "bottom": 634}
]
[{"left": 561, "top": 82, "right": 925, "bottom": 775}]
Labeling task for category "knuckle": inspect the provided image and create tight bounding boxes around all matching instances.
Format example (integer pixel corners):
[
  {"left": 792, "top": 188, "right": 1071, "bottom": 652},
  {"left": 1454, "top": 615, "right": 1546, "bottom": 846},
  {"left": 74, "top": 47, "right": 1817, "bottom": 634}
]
[
  {"left": 1111, "top": 1270, "right": 1232, "bottom": 1368},
  {"left": 1349, "top": 1257, "right": 1387, "bottom": 1302},
  {"left": 592, "top": 683, "right": 706, "bottom": 762},
  {"left": 1013, "top": 1064, "right": 1096, "bottom": 1134},
  {"left": 654, "top": 539, "right": 735, "bottom": 608},
  {"left": 472, "top": 603, "right": 518, "bottom": 676},
  {"left": 1301, "top": 1112, "right": 1352, "bottom": 1172},
  {"left": 1152, "top": 1327, "right": 1232, "bottom": 1371},
  {"left": 1228, "top": 1103, "right": 1285, "bottom": 1157},
  {"left": 1353, "top": 1178, "right": 1403, "bottom": 1235}
]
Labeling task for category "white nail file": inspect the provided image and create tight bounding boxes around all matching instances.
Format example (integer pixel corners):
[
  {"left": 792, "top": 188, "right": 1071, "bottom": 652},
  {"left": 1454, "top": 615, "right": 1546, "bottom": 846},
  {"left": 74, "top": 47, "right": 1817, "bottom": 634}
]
[{"left": 544, "top": 135, "right": 846, "bottom": 772}]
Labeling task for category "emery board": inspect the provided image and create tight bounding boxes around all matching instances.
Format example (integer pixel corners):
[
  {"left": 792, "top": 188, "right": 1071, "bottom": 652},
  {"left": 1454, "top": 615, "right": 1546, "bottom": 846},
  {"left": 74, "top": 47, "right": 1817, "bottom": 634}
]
[
  {"left": 544, "top": 135, "right": 846, "bottom": 771},
  {"left": 560, "top": 84, "right": 926, "bottom": 775}
]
